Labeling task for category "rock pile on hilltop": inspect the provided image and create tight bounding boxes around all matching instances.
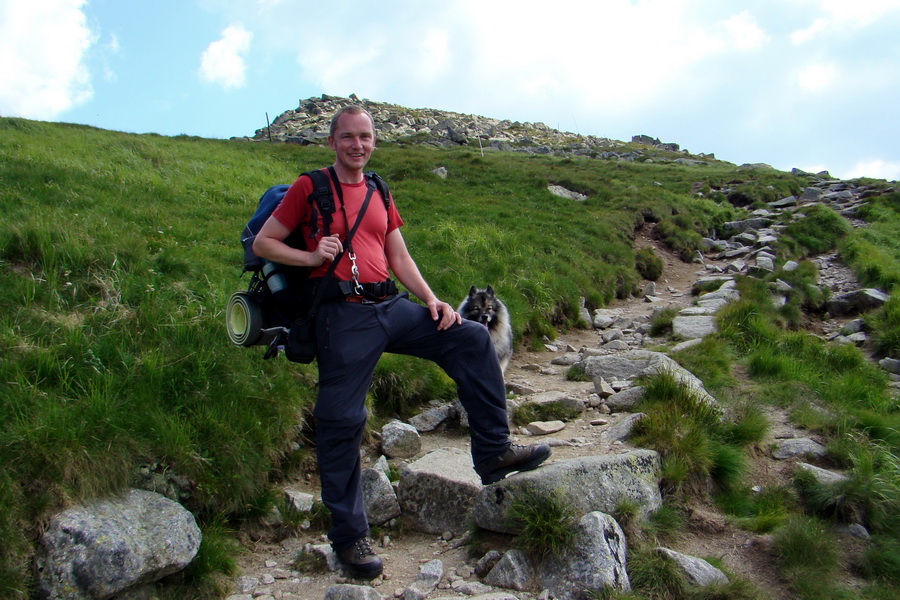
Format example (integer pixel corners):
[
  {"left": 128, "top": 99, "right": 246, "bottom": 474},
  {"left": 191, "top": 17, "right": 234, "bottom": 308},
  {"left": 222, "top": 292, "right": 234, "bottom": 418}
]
[{"left": 246, "top": 94, "right": 715, "bottom": 164}]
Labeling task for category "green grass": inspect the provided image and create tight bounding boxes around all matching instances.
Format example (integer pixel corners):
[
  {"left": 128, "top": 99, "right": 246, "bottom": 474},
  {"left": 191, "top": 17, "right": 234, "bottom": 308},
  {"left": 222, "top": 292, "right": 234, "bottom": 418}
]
[
  {"left": 1, "top": 117, "right": 899, "bottom": 596},
  {"left": 505, "top": 488, "right": 578, "bottom": 559},
  {"left": 630, "top": 371, "right": 761, "bottom": 495}
]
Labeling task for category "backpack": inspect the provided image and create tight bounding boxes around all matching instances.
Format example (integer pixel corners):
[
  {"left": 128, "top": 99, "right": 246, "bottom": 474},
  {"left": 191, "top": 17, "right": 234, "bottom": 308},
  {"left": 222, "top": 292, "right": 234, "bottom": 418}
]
[{"left": 226, "top": 168, "right": 391, "bottom": 351}]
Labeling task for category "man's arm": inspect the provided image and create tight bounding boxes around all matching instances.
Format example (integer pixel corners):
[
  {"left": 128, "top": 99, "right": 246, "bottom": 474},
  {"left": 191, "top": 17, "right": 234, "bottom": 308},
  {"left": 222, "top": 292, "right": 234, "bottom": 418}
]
[
  {"left": 385, "top": 229, "right": 460, "bottom": 330},
  {"left": 253, "top": 217, "right": 343, "bottom": 267}
]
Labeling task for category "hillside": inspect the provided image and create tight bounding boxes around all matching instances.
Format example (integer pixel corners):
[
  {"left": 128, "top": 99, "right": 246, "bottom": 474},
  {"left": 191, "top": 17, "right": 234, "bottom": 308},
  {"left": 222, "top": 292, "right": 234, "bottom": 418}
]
[{"left": 1, "top": 108, "right": 899, "bottom": 599}]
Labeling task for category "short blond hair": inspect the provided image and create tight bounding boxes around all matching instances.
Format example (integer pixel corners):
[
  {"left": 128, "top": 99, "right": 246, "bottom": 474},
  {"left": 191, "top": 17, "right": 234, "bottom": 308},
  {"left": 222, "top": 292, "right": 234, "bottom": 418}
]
[{"left": 329, "top": 105, "right": 375, "bottom": 138}]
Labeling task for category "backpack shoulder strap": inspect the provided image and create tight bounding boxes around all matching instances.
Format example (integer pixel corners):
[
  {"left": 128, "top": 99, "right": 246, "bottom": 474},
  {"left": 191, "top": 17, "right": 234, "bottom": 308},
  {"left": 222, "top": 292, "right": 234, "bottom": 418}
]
[
  {"left": 303, "top": 169, "right": 335, "bottom": 239},
  {"left": 364, "top": 171, "right": 392, "bottom": 225}
]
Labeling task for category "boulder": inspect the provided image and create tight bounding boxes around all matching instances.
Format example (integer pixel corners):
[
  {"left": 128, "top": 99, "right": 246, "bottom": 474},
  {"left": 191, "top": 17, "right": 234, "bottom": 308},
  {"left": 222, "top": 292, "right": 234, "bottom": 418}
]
[
  {"left": 672, "top": 315, "right": 716, "bottom": 339},
  {"left": 398, "top": 447, "right": 481, "bottom": 534},
  {"left": 473, "top": 450, "right": 662, "bottom": 534},
  {"left": 582, "top": 351, "right": 718, "bottom": 408},
  {"left": 483, "top": 549, "right": 534, "bottom": 592},
  {"left": 361, "top": 468, "right": 401, "bottom": 525},
  {"left": 537, "top": 512, "right": 630, "bottom": 599},
  {"left": 35, "top": 489, "right": 201, "bottom": 600},
  {"left": 381, "top": 420, "right": 421, "bottom": 458},
  {"left": 653, "top": 548, "right": 729, "bottom": 586},
  {"left": 827, "top": 288, "right": 889, "bottom": 316},
  {"left": 403, "top": 559, "right": 443, "bottom": 600}
]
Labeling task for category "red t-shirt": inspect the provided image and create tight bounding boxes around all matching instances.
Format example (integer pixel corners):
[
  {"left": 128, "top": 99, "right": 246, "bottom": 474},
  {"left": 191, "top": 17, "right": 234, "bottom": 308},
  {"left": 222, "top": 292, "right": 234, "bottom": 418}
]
[{"left": 271, "top": 170, "right": 404, "bottom": 282}]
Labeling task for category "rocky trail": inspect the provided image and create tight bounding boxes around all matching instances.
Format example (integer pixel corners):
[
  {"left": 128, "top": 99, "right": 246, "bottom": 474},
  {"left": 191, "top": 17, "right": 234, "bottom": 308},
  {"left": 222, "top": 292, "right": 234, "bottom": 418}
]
[{"left": 225, "top": 183, "right": 895, "bottom": 600}]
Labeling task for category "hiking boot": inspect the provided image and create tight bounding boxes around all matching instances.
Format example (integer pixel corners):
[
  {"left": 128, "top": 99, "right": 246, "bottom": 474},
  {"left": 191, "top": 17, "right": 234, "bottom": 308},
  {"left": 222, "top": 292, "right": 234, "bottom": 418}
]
[
  {"left": 479, "top": 442, "right": 551, "bottom": 485},
  {"left": 336, "top": 537, "right": 383, "bottom": 579}
]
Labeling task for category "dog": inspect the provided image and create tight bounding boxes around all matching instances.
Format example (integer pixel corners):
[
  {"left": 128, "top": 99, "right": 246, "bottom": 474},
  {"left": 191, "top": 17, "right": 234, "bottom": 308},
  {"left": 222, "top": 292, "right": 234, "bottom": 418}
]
[{"left": 458, "top": 285, "right": 513, "bottom": 375}]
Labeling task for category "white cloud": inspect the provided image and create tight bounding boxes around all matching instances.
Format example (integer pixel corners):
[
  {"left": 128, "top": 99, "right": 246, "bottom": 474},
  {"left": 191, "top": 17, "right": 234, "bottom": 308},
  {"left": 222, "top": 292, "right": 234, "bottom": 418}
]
[
  {"left": 790, "top": 17, "right": 830, "bottom": 44},
  {"left": 818, "top": 0, "right": 900, "bottom": 27},
  {"left": 199, "top": 24, "right": 253, "bottom": 89},
  {"left": 0, "top": 0, "right": 95, "bottom": 119},
  {"left": 796, "top": 62, "right": 839, "bottom": 92},
  {"left": 722, "top": 12, "right": 769, "bottom": 50},
  {"left": 847, "top": 158, "right": 900, "bottom": 181}
]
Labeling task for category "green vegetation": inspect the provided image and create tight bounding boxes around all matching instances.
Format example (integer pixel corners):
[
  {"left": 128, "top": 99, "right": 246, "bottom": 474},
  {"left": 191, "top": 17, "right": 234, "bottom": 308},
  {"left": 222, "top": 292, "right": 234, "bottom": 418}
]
[
  {"left": 635, "top": 247, "right": 664, "bottom": 281},
  {"left": 1, "top": 117, "right": 899, "bottom": 598},
  {"left": 506, "top": 487, "right": 578, "bottom": 558}
]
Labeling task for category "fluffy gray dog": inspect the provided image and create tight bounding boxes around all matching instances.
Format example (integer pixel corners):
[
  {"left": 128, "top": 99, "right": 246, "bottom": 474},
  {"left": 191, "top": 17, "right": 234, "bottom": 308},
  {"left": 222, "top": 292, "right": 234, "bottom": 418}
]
[{"left": 457, "top": 285, "right": 513, "bottom": 374}]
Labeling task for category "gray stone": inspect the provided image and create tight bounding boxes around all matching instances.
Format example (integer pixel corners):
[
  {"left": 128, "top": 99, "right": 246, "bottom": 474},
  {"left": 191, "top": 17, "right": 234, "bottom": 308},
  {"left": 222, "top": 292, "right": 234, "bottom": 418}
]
[
  {"left": 550, "top": 352, "right": 582, "bottom": 366},
  {"left": 473, "top": 450, "right": 662, "bottom": 534},
  {"left": 782, "top": 260, "right": 800, "bottom": 272},
  {"left": 670, "top": 338, "right": 703, "bottom": 352},
  {"left": 603, "top": 413, "right": 646, "bottom": 443},
  {"left": 484, "top": 549, "right": 534, "bottom": 591},
  {"left": 538, "top": 512, "right": 630, "bottom": 598},
  {"left": 381, "top": 420, "right": 421, "bottom": 458},
  {"left": 653, "top": 548, "right": 729, "bottom": 586},
  {"left": 284, "top": 490, "right": 314, "bottom": 513},
  {"left": 403, "top": 559, "right": 443, "bottom": 600},
  {"left": 605, "top": 386, "right": 646, "bottom": 410},
  {"left": 582, "top": 351, "right": 718, "bottom": 409},
  {"left": 521, "top": 390, "right": 585, "bottom": 414},
  {"left": 828, "top": 288, "right": 890, "bottom": 316},
  {"left": 721, "top": 218, "right": 772, "bottom": 235},
  {"left": 323, "top": 584, "right": 384, "bottom": 600},
  {"left": 409, "top": 406, "right": 451, "bottom": 432},
  {"left": 361, "top": 468, "right": 401, "bottom": 525},
  {"left": 526, "top": 420, "right": 567, "bottom": 435},
  {"left": 879, "top": 357, "right": 900, "bottom": 375},
  {"left": 594, "top": 377, "right": 616, "bottom": 398},
  {"left": 35, "top": 489, "right": 201, "bottom": 600},
  {"left": 602, "top": 340, "right": 631, "bottom": 351},
  {"left": 795, "top": 462, "right": 848, "bottom": 486},
  {"left": 672, "top": 315, "right": 716, "bottom": 339},
  {"left": 398, "top": 447, "right": 481, "bottom": 534},
  {"left": 772, "top": 438, "right": 826, "bottom": 460},
  {"left": 602, "top": 328, "right": 624, "bottom": 343}
]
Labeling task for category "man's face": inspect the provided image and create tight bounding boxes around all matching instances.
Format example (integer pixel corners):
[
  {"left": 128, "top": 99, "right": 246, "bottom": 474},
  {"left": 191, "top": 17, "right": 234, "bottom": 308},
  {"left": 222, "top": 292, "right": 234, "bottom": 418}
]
[{"left": 329, "top": 112, "right": 375, "bottom": 174}]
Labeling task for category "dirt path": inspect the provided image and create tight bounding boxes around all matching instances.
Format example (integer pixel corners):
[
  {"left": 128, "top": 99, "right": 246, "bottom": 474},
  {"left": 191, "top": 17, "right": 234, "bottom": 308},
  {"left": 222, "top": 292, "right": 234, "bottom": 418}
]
[{"left": 226, "top": 230, "right": 852, "bottom": 600}]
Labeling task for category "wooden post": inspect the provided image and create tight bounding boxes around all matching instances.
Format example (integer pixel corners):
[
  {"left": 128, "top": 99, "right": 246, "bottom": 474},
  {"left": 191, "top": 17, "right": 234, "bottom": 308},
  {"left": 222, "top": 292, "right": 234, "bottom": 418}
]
[{"left": 266, "top": 112, "right": 272, "bottom": 142}]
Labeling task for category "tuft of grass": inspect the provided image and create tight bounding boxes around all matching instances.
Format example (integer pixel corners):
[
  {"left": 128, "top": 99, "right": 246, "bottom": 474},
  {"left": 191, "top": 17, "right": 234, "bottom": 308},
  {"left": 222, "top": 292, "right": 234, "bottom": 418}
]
[
  {"left": 865, "top": 291, "right": 900, "bottom": 358},
  {"left": 506, "top": 488, "right": 578, "bottom": 559},
  {"left": 635, "top": 247, "right": 664, "bottom": 281},
  {"left": 627, "top": 548, "right": 688, "bottom": 600},
  {"left": 772, "top": 515, "right": 847, "bottom": 599},
  {"left": 716, "top": 485, "right": 796, "bottom": 533},
  {"left": 566, "top": 362, "right": 592, "bottom": 381},
  {"left": 630, "top": 371, "right": 755, "bottom": 495},
  {"left": 512, "top": 401, "right": 582, "bottom": 425},
  {"left": 650, "top": 307, "right": 679, "bottom": 337},
  {"left": 777, "top": 204, "right": 852, "bottom": 257}
]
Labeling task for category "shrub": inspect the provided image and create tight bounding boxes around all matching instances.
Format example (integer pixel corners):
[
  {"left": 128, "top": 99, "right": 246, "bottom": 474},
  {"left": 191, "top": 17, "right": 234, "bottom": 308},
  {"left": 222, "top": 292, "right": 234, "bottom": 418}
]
[
  {"left": 778, "top": 205, "right": 852, "bottom": 257},
  {"left": 635, "top": 247, "right": 664, "bottom": 281}
]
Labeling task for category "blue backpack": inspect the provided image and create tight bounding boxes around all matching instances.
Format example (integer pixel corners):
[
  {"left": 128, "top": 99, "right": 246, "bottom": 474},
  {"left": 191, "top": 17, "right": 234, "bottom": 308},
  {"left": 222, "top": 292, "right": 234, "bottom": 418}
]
[{"left": 227, "top": 168, "right": 390, "bottom": 350}]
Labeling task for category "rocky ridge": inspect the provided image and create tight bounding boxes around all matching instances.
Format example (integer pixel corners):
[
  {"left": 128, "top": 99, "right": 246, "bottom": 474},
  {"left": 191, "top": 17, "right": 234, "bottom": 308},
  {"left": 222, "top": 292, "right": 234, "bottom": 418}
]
[{"left": 246, "top": 94, "right": 718, "bottom": 165}]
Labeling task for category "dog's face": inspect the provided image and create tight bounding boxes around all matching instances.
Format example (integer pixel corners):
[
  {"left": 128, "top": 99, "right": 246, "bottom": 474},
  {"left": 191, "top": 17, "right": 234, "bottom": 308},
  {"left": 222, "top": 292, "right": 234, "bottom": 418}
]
[{"left": 461, "top": 285, "right": 500, "bottom": 327}]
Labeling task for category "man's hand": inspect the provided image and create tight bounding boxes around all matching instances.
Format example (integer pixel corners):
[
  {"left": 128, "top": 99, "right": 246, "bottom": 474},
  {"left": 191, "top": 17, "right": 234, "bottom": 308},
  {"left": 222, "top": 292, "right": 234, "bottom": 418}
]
[
  {"left": 427, "top": 299, "right": 462, "bottom": 331},
  {"left": 313, "top": 234, "right": 343, "bottom": 265}
]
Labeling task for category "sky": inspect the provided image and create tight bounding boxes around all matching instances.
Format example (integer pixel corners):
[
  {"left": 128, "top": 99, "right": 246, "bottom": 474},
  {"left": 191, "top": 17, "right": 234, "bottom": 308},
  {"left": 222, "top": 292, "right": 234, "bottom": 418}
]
[{"left": 2, "top": 0, "right": 899, "bottom": 181}]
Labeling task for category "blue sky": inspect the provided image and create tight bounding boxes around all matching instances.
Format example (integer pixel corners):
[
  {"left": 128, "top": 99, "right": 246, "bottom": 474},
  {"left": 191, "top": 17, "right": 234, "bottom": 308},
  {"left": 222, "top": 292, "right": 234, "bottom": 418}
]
[{"left": 2, "top": 0, "right": 899, "bottom": 181}]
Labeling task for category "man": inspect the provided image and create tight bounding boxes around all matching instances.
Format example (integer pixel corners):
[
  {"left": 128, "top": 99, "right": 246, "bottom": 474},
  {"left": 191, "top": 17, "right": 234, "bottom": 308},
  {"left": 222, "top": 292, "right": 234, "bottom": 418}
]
[{"left": 253, "top": 105, "right": 550, "bottom": 579}]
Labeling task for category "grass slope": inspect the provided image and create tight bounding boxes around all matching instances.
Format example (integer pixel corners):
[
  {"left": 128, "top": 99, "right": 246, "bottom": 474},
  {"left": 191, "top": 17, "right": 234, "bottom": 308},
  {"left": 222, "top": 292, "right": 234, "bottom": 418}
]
[{"left": 1, "top": 117, "right": 897, "bottom": 597}]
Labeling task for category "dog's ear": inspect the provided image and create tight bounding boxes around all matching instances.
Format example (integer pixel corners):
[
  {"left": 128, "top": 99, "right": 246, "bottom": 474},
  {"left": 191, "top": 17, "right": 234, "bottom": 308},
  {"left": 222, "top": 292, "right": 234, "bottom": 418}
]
[
  {"left": 485, "top": 285, "right": 494, "bottom": 296},
  {"left": 468, "top": 285, "right": 477, "bottom": 297}
]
